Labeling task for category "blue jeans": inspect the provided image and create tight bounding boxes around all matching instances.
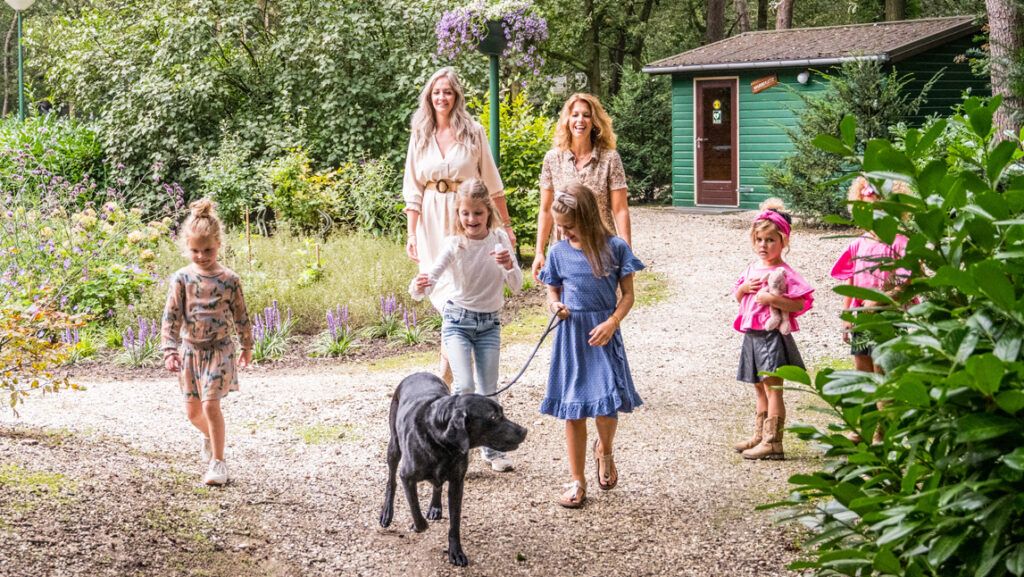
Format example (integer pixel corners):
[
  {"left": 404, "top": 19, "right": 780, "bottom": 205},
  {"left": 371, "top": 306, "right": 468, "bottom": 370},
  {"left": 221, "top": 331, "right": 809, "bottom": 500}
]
[{"left": 442, "top": 303, "right": 505, "bottom": 460}]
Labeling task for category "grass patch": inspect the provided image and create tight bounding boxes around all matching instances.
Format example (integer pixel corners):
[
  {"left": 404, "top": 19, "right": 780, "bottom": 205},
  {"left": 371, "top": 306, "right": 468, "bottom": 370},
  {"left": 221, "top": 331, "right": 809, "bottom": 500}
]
[
  {"left": 294, "top": 422, "right": 355, "bottom": 445},
  {"left": 144, "top": 509, "right": 210, "bottom": 544},
  {"left": 634, "top": 270, "right": 671, "bottom": 307},
  {"left": 502, "top": 311, "right": 550, "bottom": 345},
  {"left": 812, "top": 355, "right": 854, "bottom": 374},
  {"left": 363, "top": 350, "right": 436, "bottom": 372},
  {"left": 0, "top": 463, "right": 74, "bottom": 511},
  {"left": 130, "top": 231, "right": 421, "bottom": 335}
]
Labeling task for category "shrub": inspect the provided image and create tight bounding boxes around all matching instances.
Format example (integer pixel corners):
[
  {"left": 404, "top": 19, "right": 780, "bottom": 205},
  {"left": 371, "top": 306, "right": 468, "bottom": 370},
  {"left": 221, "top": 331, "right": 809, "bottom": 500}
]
[
  {"left": 342, "top": 158, "right": 404, "bottom": 240},
  {"left": 261, "top": 149, "right": 324, "bottom": 234},
  {"left": 2, "top": 305, "right": 85, "bottom": 415},
  {"left": 475, "top": 92, "right": 553, "bottom": 255},
  {"left": 606, "top": 69, "right": 672, "bottom": 204},
  {"left": 763, "top": 59, "right": 939, "bottom": 220},
  {"left": 0, "top": 116, "right": 108, "bottom": 197},
  {"left": 59, "top": 325, "right": 98, "bottom": 365},
  {"left": 195, "top": 129, "right": 262, "bottom": 230},
  {"left": 390, "top": 307, "right": 433, "bottom": 346},
  {"left": 768, "top": 97, "right": 1024, "bottom": 576},
  {"left": 363, "top": 294, "right": 406, "bottom": 340},
  {"left": 1, "top": 159, "right": 173, "bottom": 315}
]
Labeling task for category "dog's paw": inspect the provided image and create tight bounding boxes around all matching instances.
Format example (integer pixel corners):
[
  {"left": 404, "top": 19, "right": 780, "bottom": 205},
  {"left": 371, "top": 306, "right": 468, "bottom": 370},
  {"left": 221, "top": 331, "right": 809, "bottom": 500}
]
[
  {"left": 447, "top": 546, "right": 468, "bottom": 567},
  {"left": 410, "top": 519, "right": 429, "bottom": 533},
  {"left": 379, "top": 506, "right": 393, "bottom": 528},
  {"left": 426, "top": 505, "right": 442, "bottom": 521}
]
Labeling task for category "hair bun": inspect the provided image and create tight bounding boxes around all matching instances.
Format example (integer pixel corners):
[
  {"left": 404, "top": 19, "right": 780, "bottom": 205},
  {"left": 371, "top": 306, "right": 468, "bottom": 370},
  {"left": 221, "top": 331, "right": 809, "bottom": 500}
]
[
  {"left": 759, "top": 197, "right": 786, "bottom": 212},
  {"left": 189, "top": 198, "right": 217, "bottom": 218}
]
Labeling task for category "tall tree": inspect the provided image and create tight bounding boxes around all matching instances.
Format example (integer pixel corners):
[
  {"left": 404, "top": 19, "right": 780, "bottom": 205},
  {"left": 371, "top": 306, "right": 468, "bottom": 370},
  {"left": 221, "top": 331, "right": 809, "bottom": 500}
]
[
  {"left": 776, "top": 0, "right": 794, "bottom": 29},
  {"left": 707, "top": 0, "right": 726, "bottom": 41},
  {"left": 986, "top": 0, "right": 1024, "bottom": 136},
  {"left": 757, "top": 0, "right": 768, "bottom": 29},
  {"left": 885, "top": 0, "right": 906, "bottom": 19},
  {"left": 736, "top": 0, "right": 752, "bottom": 33}
]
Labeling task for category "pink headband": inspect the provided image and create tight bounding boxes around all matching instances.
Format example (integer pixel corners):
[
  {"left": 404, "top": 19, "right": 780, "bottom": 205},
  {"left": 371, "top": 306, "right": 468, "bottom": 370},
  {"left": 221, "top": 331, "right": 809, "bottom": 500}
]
[
  {"left": 755, "top": 210, "right": 791, "bottom": 237},
  {"left": 861, "top": 181, "right": 877, "bottom": 197}
]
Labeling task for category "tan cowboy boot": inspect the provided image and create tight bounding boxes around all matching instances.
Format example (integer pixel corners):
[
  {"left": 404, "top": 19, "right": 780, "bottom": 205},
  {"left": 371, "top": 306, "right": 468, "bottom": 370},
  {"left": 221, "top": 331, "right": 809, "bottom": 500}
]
[
  {"left": 733, "top": 412, "right": 767, "bottom": 453},
  {"left": 742, "top": 416, "right": 785, "bottom": 460}
]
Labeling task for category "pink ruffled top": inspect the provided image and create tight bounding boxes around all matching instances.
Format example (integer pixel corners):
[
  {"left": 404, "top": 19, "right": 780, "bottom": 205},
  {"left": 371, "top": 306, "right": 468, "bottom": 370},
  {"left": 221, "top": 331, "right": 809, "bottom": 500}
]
[
  {"left": 830, "top": 234, "right": 910, "bottom": 308},
  {"left": 732, "top": 262, "right": 815, "bottom": 333}
]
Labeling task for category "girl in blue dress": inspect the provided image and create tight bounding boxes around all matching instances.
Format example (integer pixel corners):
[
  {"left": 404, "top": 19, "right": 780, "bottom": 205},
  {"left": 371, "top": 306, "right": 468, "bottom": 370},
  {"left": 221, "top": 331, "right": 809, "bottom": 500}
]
[{"left": 538, "top": 182, "right": 644, "bottom": 508}]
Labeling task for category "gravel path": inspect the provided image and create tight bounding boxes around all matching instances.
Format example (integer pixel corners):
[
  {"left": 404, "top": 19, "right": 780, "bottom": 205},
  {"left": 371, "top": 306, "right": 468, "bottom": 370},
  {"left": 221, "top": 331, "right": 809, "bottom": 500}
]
[{"left": 0, "top": 207, "right": 852, "bottom": 576}]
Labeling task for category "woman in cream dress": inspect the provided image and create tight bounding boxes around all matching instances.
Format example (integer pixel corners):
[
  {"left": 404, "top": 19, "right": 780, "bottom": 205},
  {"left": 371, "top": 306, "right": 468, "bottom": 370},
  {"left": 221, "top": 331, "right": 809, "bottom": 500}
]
[{"left": 402, "top": 67, "right": 516, "bottom": 381}]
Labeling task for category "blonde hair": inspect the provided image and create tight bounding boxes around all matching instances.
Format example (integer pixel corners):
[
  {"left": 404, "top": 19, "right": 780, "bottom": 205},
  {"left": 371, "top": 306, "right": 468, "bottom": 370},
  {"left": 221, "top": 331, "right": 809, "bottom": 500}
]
[
  {"left": 450, "top": 179, "right": 502, "bottom": 240},
  {"left": 552, "top": 183, "right": 613, "bottom": 277},
  {"left": 849, "top": 177, "right": 913, "bottom": 202},
  {"left": 553, "top": 93, "right": 617, "bottom": 151},
  {"left": 750, "top": 197, "right": 791, "bottom": 252},
  {"left": 179, "top": 198, "right": 223, "bottom": 249},
  {"left": 410, "top": 67, "right": 482, "bottom": 154}
]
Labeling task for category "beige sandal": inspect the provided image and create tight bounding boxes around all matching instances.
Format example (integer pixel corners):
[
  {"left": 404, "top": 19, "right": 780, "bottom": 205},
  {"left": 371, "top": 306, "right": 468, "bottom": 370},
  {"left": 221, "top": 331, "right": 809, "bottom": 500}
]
[
  {"left": 557, "top": 480, "right": 586, "bottom": 508},
  {"left": 592, "top": 439, "right": 618, "bottom": 490}
]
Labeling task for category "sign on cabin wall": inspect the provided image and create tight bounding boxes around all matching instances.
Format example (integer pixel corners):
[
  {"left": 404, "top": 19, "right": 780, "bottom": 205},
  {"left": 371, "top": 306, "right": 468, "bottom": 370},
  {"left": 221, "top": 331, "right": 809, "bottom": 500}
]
[{"left": 751, "top": 75, "right": 778, "bottom": 94}]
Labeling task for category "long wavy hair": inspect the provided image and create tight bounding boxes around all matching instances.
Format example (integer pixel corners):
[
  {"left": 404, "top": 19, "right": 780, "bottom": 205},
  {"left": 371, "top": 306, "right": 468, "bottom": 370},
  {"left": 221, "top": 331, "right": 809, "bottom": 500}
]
[
  {"left": 553, "top": 93, "right": 617, "bottom": 152},
  {"left": 552, "top": 183, "right": 613, "bottom": 277},
  {"left": 410, "top": 67, "right": 482, "bottom": 154}
]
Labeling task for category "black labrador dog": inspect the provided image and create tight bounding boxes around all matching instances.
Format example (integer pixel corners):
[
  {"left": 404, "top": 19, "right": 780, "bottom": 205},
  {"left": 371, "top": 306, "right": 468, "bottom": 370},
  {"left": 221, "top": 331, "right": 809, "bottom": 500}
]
[{"left": 379, "top": 372, "right": 527, "bottom": 566}]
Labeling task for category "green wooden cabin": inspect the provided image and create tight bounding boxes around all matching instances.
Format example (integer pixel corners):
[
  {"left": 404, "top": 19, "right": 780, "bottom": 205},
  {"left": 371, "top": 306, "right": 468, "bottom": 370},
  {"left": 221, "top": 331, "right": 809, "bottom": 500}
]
[{"left": 642, "top": 16, "right": 988, "bottom": 209}]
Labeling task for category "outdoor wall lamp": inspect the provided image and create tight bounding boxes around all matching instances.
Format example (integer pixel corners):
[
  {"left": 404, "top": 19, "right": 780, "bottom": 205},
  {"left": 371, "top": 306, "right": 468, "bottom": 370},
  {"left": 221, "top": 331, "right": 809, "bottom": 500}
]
[
  {"left": 797, "top": 70, "right": 811, "bottom": 84},
  {"left": 4, "top": 0, "right": 36, "bottom": 121}
]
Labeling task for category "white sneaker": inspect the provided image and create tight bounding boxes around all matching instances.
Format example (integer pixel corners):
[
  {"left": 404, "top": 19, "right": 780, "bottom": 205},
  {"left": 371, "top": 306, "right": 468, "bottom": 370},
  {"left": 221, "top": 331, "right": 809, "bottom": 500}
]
[
  {"left": 483, "top": 455, "right": 515, "bottom": 472},
  {"left": 204, "top": 459, "right": 228, "bottom": 486},
  {"left": 200, "top": 437, "right": 212, "bottom": 464}
]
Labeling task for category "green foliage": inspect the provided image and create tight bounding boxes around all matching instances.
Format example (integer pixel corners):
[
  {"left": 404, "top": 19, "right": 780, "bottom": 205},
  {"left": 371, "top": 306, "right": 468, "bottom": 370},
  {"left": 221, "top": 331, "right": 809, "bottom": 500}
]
[
  {"left": 195, "top": 129, "right": 261, "bottom": 230},
  {"left": 606, "top": 69, "right": 672, "bottom": 204},
  {"left": 116, "top": 317, "right": 160, "bottom": 368},
  {"left": 37, "top": 0, "right": 445, "bottom": 203},
  {"left": 764, "top": 59, "right": 939, "bottom": 220},
  {"left": 311, "top": 326, "right": 358, "bottom": 358},
  {"left": 1, "top": 305, "right": 85, "bottom": 415},
  {"left": 1, "top": 150, "right": 171, "bottom": 315},
  {"left": 768, "top": 98, "right": 1024, "bottom": 577},
  {"left": 475, "top": 92, "right": 554, "bottom": 252},
  {"left": 0, "top": 116, "right": 107, "bottom": 194},
  {"left": 341, "top": 158, "right": 405, "bottom": 240},
  {"left": 261, "top": 149, "right": 322, "bottom": 234}
]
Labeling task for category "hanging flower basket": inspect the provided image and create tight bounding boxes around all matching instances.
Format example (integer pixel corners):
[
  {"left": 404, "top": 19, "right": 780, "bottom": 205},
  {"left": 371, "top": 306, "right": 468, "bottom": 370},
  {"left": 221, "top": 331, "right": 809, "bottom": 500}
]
[{"left": 435, "top": 0, "right": 548, "bottom": 74}]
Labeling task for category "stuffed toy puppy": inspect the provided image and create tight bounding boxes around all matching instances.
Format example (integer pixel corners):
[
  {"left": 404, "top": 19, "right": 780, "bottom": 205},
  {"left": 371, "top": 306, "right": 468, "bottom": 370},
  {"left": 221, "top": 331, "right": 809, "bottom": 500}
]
[{"left": 762, "top": 267, "right": 791, "bottom": 335}]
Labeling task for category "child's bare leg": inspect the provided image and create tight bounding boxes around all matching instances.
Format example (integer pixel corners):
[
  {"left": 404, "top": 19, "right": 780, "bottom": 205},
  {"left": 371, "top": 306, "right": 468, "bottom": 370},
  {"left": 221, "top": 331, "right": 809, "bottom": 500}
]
[
  {"left": 202, "top": 400, "right": 226, "bottom": 461},
  {"left": 186, "top": 401, "right": 210, "bottom": 437},
  {"left": 763, "top": 376, "right": 785, "bottom": 421},
  {"left": 594, "top": 415, "right": 618, "bottom": 486},
  {"left": 853, "top": 354, "right": 874, "bottom": 373},
  {"left": 565, "top": 419, "right": 587, "bottom": 485},
  {"left": 754, "top": 381, "right": 769, "bottom": 414}
]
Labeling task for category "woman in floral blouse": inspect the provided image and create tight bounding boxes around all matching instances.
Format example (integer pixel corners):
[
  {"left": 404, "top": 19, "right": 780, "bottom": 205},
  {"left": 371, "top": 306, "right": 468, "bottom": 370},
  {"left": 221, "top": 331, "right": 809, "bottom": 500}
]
[{"left": 531, "top": 93, "right": 631, "bottom": 281}]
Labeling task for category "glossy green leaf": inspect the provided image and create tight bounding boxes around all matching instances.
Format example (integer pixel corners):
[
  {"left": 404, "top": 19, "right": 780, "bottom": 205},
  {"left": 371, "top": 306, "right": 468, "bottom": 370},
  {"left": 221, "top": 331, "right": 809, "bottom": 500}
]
[
  {"left": 956, "top": 413, "right": 1018, "bottom": 442},
  {"left": 995, "top": 390, "right": 1024, "bottom": 414},
  {"left": 966, "top": 353, "right": 1004, "bottom": 395}
]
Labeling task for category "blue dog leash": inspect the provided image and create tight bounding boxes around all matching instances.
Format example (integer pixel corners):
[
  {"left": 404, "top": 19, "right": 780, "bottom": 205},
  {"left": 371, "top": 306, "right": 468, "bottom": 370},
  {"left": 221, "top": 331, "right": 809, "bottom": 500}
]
[{"left": 485, "top": 314, "right": 562, "bottom": 397}]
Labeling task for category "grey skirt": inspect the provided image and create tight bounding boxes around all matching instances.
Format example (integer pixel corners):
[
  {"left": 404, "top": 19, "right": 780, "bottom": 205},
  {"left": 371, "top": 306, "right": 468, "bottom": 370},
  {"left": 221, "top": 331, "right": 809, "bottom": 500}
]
[{"left": 737, "top": 329, "right": 805, "bottom": 384}]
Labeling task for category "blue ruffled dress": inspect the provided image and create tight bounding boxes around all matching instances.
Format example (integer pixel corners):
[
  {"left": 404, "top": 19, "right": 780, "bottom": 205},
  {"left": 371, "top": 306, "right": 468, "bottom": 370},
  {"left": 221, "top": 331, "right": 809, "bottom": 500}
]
[{"left": 538, "top": 236, "right": 645, "bottom": 420}]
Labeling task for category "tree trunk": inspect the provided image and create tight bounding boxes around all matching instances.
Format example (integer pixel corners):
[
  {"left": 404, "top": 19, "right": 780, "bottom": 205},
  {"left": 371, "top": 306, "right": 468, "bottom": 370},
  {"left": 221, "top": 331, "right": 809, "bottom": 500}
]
[
  {"left": 629, "top": 0, "right": 657, "bottom": 71},
  {"left": 736, "top": 0, "right": 752, "bottom": 33},
  {"left": 3, "top": 16, "right": 14, "bottom": 117},
  {"left": 609, "top": 28, "right": 626, "bottom": 96},
  {"left": 585, "top": 0, "right": 602, "bottom": 95},
  {"left": 775, "top": 0, "right": 794, "bottom": 29},
  {"left": 986, "top": 0, "right": 1024, "bottom": 138},
  {"left": 884, "top": 0, "right": 906, "bottom": 20},
  {"left": 707, "top": 0, "right": 726, "bottom": 42},
  {"left": 757, "top": 0, "right": 768, "bottom": 30}
]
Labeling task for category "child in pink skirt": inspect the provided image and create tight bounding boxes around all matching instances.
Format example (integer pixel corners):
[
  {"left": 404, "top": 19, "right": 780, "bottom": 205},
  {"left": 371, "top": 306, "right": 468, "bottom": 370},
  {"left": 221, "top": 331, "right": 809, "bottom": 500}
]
[{"left": 732, "top": 199, "right": 814, "bottom": 460}]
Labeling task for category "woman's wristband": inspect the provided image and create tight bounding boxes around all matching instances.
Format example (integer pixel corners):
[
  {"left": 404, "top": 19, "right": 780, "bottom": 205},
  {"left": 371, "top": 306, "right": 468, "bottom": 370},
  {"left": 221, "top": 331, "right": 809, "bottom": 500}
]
[{"left": 609, "top": 313, "right": 622, "bottom": 328}]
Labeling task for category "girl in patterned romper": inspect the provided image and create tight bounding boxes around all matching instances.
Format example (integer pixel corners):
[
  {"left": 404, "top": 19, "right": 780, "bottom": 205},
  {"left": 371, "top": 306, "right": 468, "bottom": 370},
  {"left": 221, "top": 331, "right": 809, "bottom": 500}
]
[
  {"left": 161, "top": 199, "right": 252, "bottom": 486},
  {"left": 538, "top": 183, "right": 645, "bottom": 509}
]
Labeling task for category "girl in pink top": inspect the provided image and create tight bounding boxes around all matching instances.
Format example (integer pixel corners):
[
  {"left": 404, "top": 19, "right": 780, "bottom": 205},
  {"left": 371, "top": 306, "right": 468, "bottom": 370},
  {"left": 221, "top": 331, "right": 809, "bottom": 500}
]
[
  {"left": 731, "top": 199, "right": 814, "bottom": 460},
  {"left": 830, "top": 177, "right": 910, "bottom": 443}
]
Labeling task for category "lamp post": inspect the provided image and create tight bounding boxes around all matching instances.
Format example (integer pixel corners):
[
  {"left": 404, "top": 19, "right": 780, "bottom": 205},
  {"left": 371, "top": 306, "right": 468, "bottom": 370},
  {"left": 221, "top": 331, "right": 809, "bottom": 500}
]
[
  {"left": 4, "top": 0, "right": 36, "bottom": 122},
  {"left": 476, "top": 20, "right": 507, "bottom": 167}
]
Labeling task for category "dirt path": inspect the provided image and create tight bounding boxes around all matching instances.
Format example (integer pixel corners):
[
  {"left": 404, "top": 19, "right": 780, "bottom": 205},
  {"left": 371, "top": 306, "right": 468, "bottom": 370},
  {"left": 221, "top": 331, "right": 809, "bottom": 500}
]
[{"left": 0, "top": 207, "right": 851, "bottom": 577}]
